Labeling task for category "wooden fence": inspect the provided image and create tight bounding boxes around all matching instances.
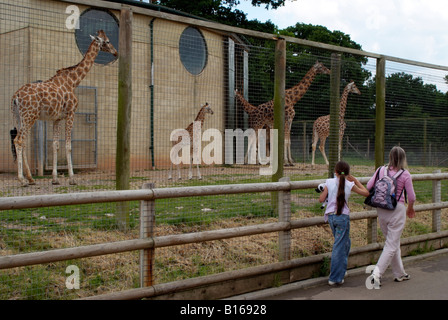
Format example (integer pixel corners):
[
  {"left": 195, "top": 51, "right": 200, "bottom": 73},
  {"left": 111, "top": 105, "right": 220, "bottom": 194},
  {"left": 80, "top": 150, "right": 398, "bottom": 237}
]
[{"left": 0, "top": 172, "right": 447, "bottom": 299}]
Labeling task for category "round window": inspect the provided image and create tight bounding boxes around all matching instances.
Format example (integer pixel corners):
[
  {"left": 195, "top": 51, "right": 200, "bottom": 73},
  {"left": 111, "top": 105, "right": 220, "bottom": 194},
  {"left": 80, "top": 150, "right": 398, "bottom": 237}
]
[
  {"left": 75, "top": 8, "right": 119, "bottom": 65},
  {"left": 179, "top": 27, "right": 208, "bottom": 75}
]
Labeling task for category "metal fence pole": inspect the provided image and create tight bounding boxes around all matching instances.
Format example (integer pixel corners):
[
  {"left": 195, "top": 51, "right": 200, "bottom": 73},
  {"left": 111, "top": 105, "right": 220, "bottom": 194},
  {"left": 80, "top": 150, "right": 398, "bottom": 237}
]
[
  {"left": 328, "top": 53, "right": 341, "bottom": 178},
  {"left": 140, "top": 183, "right": 155, "bottom": 287},
  {"left": 375, "top": 57, "right": 386, "bottom": 169}
]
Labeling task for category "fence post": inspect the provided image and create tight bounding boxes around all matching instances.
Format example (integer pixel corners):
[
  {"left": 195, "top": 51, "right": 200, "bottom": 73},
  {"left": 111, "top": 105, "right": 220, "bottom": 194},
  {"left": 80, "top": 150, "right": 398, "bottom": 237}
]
[
  {"left": 140, "top": 182, "right": 155, "bottom": 287},
  {"left": 116, "top": 7, "right": 133, "bottom": 231},
  {"left": 375, "top": 57, "right": 386, "bottom": 169},
  {"left": 328, "top": 53, "right": 341, "bottom": 178},
  {"left": 271, "top": 37, "right": 286, "bottom": 214},
  {"left": 272, "top": 37, "right": 286, "bottom": 181},
  {"left": 367, "top": 217, "right": 377, "bottom": 244},
  {"left": 278, "top": 177, "right": 291, "bottom": 262},
  {"left": 432, "top": 169, "right": 441, "bottom": 232}
]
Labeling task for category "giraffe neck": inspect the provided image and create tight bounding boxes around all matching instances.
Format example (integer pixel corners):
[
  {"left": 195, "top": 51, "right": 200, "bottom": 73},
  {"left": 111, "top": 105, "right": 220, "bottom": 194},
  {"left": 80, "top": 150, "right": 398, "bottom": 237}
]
[
  {"left": 339, "top": 85, "right": 351, "bottom": 120},
  {"left": 72, "top": 41, "right": 100, "bottom": 87},
  {"left": 50, "top": 40, "right": 100, "bottom": 89},
  {"left": 194, "top": 107, "right": 208, "bottom": 126},
  {"left": 235, "top": 91, "right": 257, "bottom": 114},
  {"left": 285, "top": 67, "right": 317, "bottom": 106}
]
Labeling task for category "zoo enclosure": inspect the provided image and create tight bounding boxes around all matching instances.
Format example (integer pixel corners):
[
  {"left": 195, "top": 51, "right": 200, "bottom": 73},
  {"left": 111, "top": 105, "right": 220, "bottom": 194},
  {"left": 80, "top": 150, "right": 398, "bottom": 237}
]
[
  {"left": 0, "top": 172, "right": 447, "bottom": 299},
  {"left": 1, "top": 0, "right": 448, "bottom": 190},
  {"left": 1, "top": 0, "right": 448, "bottom": 300}
]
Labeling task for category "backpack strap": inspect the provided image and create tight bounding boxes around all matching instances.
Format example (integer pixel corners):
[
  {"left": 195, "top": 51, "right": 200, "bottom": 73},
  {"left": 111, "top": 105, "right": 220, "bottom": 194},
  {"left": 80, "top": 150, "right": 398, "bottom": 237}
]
[
  {"left": 393, "top": 168, "right": 406, "bottom": 202},
  {"left": 374, "top": 166, "right": 383, "bottom": 182}
]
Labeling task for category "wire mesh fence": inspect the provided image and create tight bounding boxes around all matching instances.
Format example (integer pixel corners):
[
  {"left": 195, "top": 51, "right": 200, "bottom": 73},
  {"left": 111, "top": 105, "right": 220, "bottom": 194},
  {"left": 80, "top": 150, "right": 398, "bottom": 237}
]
[{"left": 0, "top": 0, "right": 447, "bottom": 299}]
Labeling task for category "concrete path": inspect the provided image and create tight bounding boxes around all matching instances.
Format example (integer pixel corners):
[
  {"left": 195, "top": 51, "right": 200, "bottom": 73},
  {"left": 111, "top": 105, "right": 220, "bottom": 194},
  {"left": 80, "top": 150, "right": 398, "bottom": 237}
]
[{"left": 229, "top": 248, "right": 448, "bottom": 300}]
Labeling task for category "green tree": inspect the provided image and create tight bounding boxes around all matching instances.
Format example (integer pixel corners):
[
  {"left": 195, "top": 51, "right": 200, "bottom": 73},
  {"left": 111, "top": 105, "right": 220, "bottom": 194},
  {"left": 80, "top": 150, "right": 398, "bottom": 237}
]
[
  {"left": 366, "top": 72, "right": 448, "bottom": 153},
  {"left": 152, "top": 0, "right": 284, "bottom": 31}
]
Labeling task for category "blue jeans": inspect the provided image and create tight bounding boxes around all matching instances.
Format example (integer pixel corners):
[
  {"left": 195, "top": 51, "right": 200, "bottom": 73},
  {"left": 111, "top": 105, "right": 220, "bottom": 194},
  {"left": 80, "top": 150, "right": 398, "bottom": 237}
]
[{"left": 328, "top": 214, "right": 351, "bottom": 283}]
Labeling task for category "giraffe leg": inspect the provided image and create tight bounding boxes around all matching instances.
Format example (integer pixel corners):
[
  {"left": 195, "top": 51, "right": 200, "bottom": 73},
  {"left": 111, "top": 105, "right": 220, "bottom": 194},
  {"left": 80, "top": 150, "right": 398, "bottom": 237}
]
[
  {"left": 284, "top": 137, "right": 290, "bottom": 166},
  {"left": 196, "top": 163, "right": 202, "bottom": 180},
  {"left": 338, "top": 140, "right": 341, "bottom": 161},
  {"left": 168, "top": 161, "right": 173, "bottom": 180},
  {"left": 319, "top": 138, "right": 329, "bottom": 166},
  {"left": 14, "top": 135, "right": 32, "bottom": 186},
  {"left": 52, "top": 120, "right": 62, "bottom": 185},
  {"left": 284, "top": 135, "right": 294, "bottom": 166},
  {"left": 177, "top": 163, "right": 181, "bottom": 180},
  {"left": 288, "top": 140, "right": 295, "bottom": 165},
  {"left": 168, "top": 143, "right": 181, "bottom": 179},
  {"left": 188, "top": 157, "right": 193, "bottom": 180},
  {"left": 22, "top": 143, "right": 35, "bottom": 185},
  {"left": 65, "top": 118, "right": 77, "bottom": 185},
  {"left": 285, "top": 121, "right": 294, "bottom": 166},
  {"left": 311, "top": 130, "right": 318, "bottom": 169},
  {"left": 245, "top": 130, "right": 257, "bottom": 164}
]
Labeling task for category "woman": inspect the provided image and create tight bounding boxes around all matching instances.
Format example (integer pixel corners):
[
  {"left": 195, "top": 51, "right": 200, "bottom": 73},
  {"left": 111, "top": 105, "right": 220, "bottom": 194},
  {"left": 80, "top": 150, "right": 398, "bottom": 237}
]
[
  {"left": 319, "top": 161, "right": 369, "bottom": 285},
  {"left": 367, "top": 146, "right": 416, "bottom": 286}
]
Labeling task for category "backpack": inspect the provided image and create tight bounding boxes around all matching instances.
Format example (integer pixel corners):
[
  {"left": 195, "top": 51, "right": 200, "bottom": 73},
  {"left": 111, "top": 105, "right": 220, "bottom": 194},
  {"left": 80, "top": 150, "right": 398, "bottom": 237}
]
[{"left": 364, "top": 166, "right": 404, "bottom": 210}]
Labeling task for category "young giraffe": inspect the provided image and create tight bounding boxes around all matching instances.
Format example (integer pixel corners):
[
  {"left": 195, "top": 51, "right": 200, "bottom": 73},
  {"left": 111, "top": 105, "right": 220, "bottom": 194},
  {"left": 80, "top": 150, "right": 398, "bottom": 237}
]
[
  {"left": 169, "top": 103, "right": 214, "bottom": 180},
  {"left": 11, "top": 30, "right": 118, "bottom": 186},
  {"left": 311, "top": 81, "right": 361, "bottom": 168},
  {"left": 234, "top": 89, "right": 264, "bottom": 164},
  {"left": 235, "top": 61, "right": 330, "bottom": 166}
]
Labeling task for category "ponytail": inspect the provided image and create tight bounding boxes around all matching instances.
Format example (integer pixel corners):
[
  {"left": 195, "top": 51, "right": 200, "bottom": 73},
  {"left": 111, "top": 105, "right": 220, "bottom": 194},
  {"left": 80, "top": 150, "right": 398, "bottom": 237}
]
[
  {"left": 336, "top": 174, "right": 346, "bottom": 215},
  {"left": 334, "top": 161, "right": 350, "bottom": 215}
]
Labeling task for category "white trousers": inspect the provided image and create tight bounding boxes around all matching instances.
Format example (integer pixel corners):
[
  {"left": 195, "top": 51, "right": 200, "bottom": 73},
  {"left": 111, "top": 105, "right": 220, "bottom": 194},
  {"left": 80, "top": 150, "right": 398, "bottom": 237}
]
[{"left": 374, "top": 203, "right": 407, "bottom": 278}]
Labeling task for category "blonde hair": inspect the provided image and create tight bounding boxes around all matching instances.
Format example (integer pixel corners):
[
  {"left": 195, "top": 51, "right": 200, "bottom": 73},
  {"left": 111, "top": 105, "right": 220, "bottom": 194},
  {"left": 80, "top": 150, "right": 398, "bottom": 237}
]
[{"left": 388, "top": 146, "right": 408, "bottom": 170}]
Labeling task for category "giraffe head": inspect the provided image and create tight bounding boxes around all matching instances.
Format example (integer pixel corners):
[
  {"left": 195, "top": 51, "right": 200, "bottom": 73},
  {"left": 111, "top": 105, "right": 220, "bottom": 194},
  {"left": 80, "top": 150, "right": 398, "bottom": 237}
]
[
  {"left": 313, "top": 61, "right": 330, "bottom": 75},
  {"left": 347, "top": 81, "right": 361, "bottom": 95},
  {"left": 90, "top": 30, "right": 118, "bottom": 57},
  {"left": 202, "top": 102, "right": 214, "bottom": 115}
]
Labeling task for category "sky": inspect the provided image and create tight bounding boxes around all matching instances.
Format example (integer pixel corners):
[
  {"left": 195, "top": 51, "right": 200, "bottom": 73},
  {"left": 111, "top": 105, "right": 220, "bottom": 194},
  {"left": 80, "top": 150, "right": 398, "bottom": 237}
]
[{"left": 237, "top": 0, "right": 448, "bottom": 90}]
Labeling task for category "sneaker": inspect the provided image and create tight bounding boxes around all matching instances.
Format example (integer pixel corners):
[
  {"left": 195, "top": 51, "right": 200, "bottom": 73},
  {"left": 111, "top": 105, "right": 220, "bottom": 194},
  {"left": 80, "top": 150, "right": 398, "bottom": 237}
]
[
  {"left": 371, "top": 274, "right": 381, "bottom": 287},
  {"left": 394, "top": 274, "right": 410, "bottom": 282},
  {"left": 328, "top": 279, "right": 344, "bottom": 286}
]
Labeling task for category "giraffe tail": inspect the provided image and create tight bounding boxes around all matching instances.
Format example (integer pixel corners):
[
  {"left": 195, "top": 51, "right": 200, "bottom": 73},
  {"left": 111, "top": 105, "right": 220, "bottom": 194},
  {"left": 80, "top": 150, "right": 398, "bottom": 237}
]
[
  {"left": 10, "top": 127, "right": 17, "bottom": 162},
  {"left": 10, "top": 97, "right": 20, "bottom": 163}
]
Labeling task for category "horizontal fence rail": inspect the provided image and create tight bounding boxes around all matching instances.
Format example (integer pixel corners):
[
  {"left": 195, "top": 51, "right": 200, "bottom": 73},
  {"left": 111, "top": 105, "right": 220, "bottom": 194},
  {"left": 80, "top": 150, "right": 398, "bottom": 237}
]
[
  {"left": 2, "top": 172, "right": 446, "bottom": 210},
  {"left": 0, "top": 172, "right": 447, "bottom": 299}
]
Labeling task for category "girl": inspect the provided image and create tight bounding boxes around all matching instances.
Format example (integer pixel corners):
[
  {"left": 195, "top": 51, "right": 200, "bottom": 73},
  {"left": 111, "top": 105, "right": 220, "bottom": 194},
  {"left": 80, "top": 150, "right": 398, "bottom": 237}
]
[
  {"left": 367, "top": 146, "right": 416, "bottom": 286},
  {"left": 319, "top": 161, "right": 369, "bottom": 285}
]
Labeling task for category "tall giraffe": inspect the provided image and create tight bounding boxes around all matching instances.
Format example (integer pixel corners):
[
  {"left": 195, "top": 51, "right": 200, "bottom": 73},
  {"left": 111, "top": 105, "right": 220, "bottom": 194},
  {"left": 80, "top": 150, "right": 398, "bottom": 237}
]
[
  {"left": 235, "top": 61, "right": 330, "bottom": 166},
  {"left": 11, "top": 30, "right": 117, "bottom": 186},
  {"left": 311, "top": 81, "right": 361, "bottom": 168},
  {"left": 169, "top": 103, "right": 214, "bottom": 180}
]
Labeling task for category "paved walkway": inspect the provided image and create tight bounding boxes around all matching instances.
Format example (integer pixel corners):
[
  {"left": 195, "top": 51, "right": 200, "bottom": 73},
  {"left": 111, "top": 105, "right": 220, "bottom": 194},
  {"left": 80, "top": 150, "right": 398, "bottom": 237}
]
[{"left": 230, "top": 248, "right": 448, "bottom": 300}]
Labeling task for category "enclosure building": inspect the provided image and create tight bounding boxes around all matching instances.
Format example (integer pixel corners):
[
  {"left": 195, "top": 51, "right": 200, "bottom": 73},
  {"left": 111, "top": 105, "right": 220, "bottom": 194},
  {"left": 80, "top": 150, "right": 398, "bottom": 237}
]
[{"left": 0, "top": 0, "right": 250, "bottom": 175}]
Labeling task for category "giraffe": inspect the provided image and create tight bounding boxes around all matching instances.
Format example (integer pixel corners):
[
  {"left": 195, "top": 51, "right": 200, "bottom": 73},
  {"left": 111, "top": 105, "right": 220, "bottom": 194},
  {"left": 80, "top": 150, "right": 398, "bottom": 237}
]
[
  {"left": 10, "top": 30, "right": 118, "bottom": 186},
  {"left": 235, "top": 61, "right": 330, "bottom": 166},
  {"left": 311, "top": 81, "right": 361, "bottom": 168},
  {"left": 234, "top": 89, "right": 262, "bottom": 164},
  {"left": 169, "top": 103, "right": 214, "bottom": 180}
]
